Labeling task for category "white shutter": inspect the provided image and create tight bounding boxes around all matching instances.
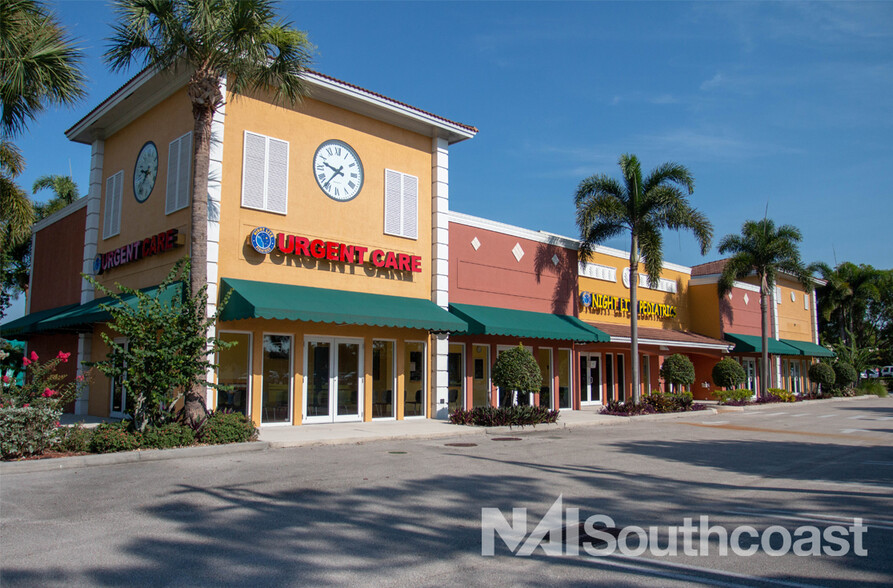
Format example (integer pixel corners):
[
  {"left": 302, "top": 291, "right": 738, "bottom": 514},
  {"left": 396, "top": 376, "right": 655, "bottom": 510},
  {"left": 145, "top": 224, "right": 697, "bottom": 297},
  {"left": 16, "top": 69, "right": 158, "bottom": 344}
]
[
  {"left": 104, "top": 175, "right": 115, "bottom": 238},
  {"left": 111, "top": 172, "right": 122, "bottom": 236},
  {"left": 402, "top": 173, "right": 418, "bottom": 240},
  {"left": 241, "top": 132, "right": 267, "bottom": 210},
  {"left": 176, "top": 132, "right": 192, "bottom": 211},
  {"left": 265, "top": 137, "right": 288, "bottom": 214},
  {"left": 384, "top": 169, "right": 402, "bottom": 236},
  {"left": 165, "top": 136, "right": 180, "bottom": 214}
]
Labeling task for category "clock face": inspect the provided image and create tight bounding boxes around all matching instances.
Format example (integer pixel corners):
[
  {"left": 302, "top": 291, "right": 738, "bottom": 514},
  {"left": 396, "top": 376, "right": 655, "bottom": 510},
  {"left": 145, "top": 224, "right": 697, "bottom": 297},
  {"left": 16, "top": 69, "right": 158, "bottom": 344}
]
[
  {"left": 313, "top": 140, "right": 363, "bottom": 201},
  {"left": 133, "top": 141, "right": 158, "bottom": 203}
]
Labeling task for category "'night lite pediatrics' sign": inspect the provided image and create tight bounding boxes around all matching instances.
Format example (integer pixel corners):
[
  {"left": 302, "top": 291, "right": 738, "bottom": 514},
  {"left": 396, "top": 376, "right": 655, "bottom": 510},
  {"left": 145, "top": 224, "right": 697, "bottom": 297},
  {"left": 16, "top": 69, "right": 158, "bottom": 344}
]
[{"left": 249, "top": 227, "right": 423, "bottom": 273}]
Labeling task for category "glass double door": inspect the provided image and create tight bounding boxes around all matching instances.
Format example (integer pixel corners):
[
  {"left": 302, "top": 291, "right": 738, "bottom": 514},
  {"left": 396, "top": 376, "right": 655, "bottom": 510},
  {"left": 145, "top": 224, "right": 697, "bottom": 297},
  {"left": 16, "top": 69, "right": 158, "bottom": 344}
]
[
  {"left": 304, "top": 338, "right": 363, "bottom": 423},
  {"left": 580, "top": 353, "right": 602, "bottom": 405}
]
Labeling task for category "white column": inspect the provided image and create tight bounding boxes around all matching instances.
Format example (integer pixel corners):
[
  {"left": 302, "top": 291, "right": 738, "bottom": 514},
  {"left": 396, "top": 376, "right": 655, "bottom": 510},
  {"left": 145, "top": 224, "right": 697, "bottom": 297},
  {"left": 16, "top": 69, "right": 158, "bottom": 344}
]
[
  {"left": 204, "top": 77, "right": 227, "bottom": 409},
  {"left": 811, "top": 290, "right": 820, "bottom": 344},
  {"left": 432, "top": 136, "right": 450, "bottom": 418},
  {"left": 80, "top": 138, "right": 104, "bottom": 304},
  {"left": 771, "top": 285, "right": 781, "bottom": 388}
]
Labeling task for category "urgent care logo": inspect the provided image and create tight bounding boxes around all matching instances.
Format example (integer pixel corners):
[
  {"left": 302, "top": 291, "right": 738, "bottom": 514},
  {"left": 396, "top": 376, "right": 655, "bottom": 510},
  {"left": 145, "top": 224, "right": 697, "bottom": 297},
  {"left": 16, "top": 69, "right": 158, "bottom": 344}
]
[
  {"left": 93, "top": 228, "right": 181, "bottom": 275},
  {"left": 248, "top": 227, "right": 423, "bottom": 273}
]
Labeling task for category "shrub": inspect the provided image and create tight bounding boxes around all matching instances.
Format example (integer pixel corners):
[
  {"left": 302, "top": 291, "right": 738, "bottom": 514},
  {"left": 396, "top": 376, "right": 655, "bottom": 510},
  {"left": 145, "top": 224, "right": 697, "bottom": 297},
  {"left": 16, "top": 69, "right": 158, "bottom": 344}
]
[
  {"left": 142, "top": 422, "right": 196, "bottom": 449},
  {"left": 90, "top": 421, "right": 141, "bottom": 453},
  {"left": 53, "top": 423, "right": 94, "bottom": 453},
  {"left": 197, "top": 411, "right": 257, "bottom": 444},
  {"left": 601, "top": 392, "right": 706, "bottom": 416},
  {"left": 660, "top": 354, "right": 695, "bottom": 390},
  {"left": 713, "top": 389, "right": 754, "bottom": 404},
  {"left": 858, "top": 380, "right": 888, "bottom": 398},
  {"left": 833, "top": 362, "right": 858, "bottom": 390},
  {"left": 808, "top": 362, "right": 835, "bottom": 394},
  {"left": 0, "top": 405, "right": 61, "bottom": 459},
  {"left": 491, "top": 345, "right": 541, "bottom": 407},
  {"left": 712, "top": 358, "right": 746, "bottom": 389},
  {"left": 449, "top": 405, "right": 559, "bottom": 427},
  {"left": 765, "top": 388, "right": 796, "bottom": 403}
]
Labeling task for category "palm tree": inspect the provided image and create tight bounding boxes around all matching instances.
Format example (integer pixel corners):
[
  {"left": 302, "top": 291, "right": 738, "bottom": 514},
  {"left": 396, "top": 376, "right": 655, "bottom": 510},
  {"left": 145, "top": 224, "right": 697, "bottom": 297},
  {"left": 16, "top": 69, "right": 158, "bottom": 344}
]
[
  {"left": 32, "top": 174, "right": 81, "bottom": 218},
  {"left": 810, "top": 261, "right": 881, "bottom": 349},
  {"left": 0, "top": 140, "right": 33, "bottom": 319},
  {"left": 0, "top": 0, "right": 86, "bottom": 138},
  {"left": 575, "top": 154, "right": 713, "bottom": 403},
  {"left": 104, "top": 0, "right": 313, "bottom": 422},
  {"left": 717, "top": 219, "right": 812, "bottom": 399}
]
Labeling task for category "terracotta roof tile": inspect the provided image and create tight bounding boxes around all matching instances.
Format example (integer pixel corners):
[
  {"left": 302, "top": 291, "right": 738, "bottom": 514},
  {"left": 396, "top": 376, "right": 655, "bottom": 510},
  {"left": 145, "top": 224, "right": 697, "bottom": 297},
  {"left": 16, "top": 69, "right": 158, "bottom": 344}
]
[{"left": 586, "top": 322, "right": 731, "bottom": 348}]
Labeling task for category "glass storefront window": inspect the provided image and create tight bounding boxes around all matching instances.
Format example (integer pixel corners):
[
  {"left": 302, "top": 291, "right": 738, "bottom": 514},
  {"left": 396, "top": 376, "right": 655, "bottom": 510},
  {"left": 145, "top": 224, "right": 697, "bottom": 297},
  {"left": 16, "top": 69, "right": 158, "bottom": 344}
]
[
  {"left": 262, "top": 334, "right": 291, "bottom": 424},
  {"left": 372, "top": 340, "right": 395, "bottom": 418},
  {"left": 558, "top": 349, "right": 571, "bottom": 409},
  {"left": 537, "top": 348, "right": 552, "bottom": 409},
  {"left": 472, "top": 345, "right": 490, "bottom": 408},
  {"left": 448, "top": 343, "right": 464, "bottom": 413},
  {"left": 404, "top": 341, "right": 426, "bottom": 417},
  {"left": 217, "top": 332, "right": 250, "bottom": 416},
  {"left": 616, "top": 354, "right": 625, "bottom": 402}
]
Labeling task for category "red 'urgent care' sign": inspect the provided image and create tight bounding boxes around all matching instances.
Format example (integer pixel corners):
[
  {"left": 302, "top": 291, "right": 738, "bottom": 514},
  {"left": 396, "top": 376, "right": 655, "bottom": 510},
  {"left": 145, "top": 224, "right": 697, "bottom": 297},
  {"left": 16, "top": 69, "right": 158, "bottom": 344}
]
[
  {"left": 276, "top": 233, "right": 422, "bottom": 273},
  {"left": 93, "top": 228, "right": 181, "bottom": 274}
]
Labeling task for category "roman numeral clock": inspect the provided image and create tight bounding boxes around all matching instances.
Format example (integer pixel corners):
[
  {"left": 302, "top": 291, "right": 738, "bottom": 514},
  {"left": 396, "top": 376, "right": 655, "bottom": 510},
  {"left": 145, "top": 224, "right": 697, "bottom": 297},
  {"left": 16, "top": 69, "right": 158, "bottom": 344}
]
[{"left": 313, "top": 140, "right": 364, "bottom": 201}]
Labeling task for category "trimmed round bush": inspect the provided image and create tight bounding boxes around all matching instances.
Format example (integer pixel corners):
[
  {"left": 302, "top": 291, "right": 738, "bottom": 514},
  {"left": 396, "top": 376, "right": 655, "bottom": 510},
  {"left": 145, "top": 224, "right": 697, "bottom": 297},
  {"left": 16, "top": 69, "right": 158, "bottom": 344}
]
[
  {"left": 713, "top": 389, "right": 754, "bottom": 404},
  {"left": 808, "top": 362, "right": 836, "bottom": 394},
  {"left": 833, "top": 362, "right": 857, "bottom": 390},
  {"left": 492, "top": 345, "right": 541, "bottom": 407},
  {"left": 90, "top": 421, "right": 141, "bottom": 453},
  {"left": 142, "top": 422, "right": 195, "bottom": 449},
  {"left": 712, "top": 358, "right": 746, "bottom": 389},
  {"left": 198, "top": 411, "right": 257, "bottom": 444},
  {"left": 660, "top": 354, "right": 695, "bottom": 388}
]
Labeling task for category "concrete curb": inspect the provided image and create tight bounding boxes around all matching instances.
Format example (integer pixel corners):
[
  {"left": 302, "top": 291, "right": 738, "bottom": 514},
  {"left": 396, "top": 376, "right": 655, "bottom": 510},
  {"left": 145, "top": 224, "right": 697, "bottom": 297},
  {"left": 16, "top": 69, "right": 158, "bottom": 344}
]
[{"left": 0, "top": 441, "right": 270, "bottom": 475}]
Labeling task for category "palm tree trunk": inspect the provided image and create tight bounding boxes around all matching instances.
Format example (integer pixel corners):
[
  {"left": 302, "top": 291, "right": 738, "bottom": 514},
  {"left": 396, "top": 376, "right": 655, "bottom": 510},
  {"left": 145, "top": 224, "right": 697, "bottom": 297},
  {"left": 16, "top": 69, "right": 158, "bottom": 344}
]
[
  {"left": 182, "top": 74, "right": 218, "bottom": 426},
  {"left": 760, "top": 274, "right": 770, "bottom": 400},
  {"left": 630, "top": 235, "right": 640, "bottom": 403}
]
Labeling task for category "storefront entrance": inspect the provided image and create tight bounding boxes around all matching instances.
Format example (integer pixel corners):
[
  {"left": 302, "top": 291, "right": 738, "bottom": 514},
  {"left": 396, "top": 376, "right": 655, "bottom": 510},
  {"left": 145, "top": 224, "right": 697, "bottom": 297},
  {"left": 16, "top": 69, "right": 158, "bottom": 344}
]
[
  {"left": 580, "top": 353, "right": 602, "bottom": 405},
  {"left": 304, "top": 338, "right": 364, "bottom": 423}
]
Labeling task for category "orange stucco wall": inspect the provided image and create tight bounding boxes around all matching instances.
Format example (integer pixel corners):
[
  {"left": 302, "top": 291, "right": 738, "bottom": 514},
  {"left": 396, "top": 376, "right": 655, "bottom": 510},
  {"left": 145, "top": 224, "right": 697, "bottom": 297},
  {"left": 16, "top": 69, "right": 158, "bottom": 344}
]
[
  {"left": 30, "top": 207, "right": 86, "bottom": 312},
  {"left": 95, "top": 87, "right": 193, "bottom": 292},
  {"left": 217, "top": 92, "right": 433, "bottom": 300},
  {"left": 687, "top": 283, "right": 721, "bottom": 339},
  {"left": 775, "top": 276, "right": 815, "bottom": 342}
]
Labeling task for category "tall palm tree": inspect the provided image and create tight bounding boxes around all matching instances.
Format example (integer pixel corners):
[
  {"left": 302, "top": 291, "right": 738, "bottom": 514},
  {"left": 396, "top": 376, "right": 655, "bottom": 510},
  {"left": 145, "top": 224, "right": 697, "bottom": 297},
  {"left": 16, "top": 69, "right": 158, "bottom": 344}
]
[
  {"left": 105, "top": 0, "right": 313, "bottom": 421},
  {"left": 32, "top": 174, "right": 81, "bottom": 218},
  {"left": 811, "top": 261, "right": 880, "bottom": 349},
  {"left": 718, "top": 219, "right": 812, "bottom": 399},
  {"left": 575, "top": 154, "right": 713, "bottom": 403},
  {"left": 0, "top": 0, "right": 86, "bottom": 139},
  {"left": 0, "top": 140, "right": 33, "bottom": 319}
]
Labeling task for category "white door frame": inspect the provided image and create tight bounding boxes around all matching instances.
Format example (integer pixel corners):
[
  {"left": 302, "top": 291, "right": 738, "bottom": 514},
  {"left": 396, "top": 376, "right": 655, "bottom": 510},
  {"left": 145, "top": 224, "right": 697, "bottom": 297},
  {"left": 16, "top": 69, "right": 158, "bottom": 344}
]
[
  {"left": 580, "top": 351, "right": 603, "bottom": 406},
  {"left": 261, "top": 332, "right": 294, "bottom": 426},
  {"left": 303, "top": 336, "right": 365, "bottom": 424},
  {"left": 109, "top": 337, "right": 129, "bottom": 419}
]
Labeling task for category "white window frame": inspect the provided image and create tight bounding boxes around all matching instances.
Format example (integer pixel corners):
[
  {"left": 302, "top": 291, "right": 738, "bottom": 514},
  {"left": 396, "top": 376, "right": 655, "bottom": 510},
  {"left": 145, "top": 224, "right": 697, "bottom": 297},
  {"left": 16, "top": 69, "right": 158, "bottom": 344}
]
[
  {"left": 165, "top": 131, "right": 193, "bottom": 214},
  {"left": 472, "top": 342, "right": 492, "bottom": 408},
  {"left": 216, "top": 331, "right": 252, "bottom": 418},
  {"left": 404, "top": 340, "right": 427, "bottom": 418},
  {"left": 372, "top": 339, "right": 397, "bottom": 420},
  {"left": 109, "top": 337, "right": 129, "bottom": 419},
  {"left": 303, "top": 336, "right": 365, "bottom": 424},
  {"left": 384, "top": 168, "right": 419, "bottom": 240},
  {"left": 261, "top": 332, "right": 293, "bottom": 426},
  {"left": 241, "top": 130, "right": 289, "bottom": 215},
  {"left": 103, "top": 170, "right": 124, "bottom": 239},
  {"left": 536, "top": 347, "right": 553, "bottom": 410},
  {"left": 558, "top": 347, "right": 573, "bottom": 410},
  {"left": 448, "top": 342, "right": 466, "bottom": 412}
]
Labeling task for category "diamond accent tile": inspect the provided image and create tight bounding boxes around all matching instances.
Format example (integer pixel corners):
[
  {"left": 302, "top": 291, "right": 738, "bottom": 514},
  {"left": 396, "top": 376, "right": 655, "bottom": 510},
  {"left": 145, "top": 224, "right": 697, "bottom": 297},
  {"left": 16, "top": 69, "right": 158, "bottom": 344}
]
[
  {"left": 552, "top": 254, "right": 560, "bottom": 266},
  {"left": 471, "top": 236, "right": 481, "bottom": 251},
  {"left": 743, "top": 293, "right": 749, "bottom": 306},
  {"left": 512, "top": 243, "right": 524, "bottom": 262}
]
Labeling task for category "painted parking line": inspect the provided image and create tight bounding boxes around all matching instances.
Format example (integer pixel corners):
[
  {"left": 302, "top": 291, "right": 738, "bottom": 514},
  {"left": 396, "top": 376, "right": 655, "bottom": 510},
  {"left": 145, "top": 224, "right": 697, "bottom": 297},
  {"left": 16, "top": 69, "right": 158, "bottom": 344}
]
[
  {"left": 817, "top": 414, "right": 836, "bottom": 418},
  {"left": 700, "top": 421, "right": 730, "bottom": 426},
  {"left": 847, "top": 415, "right": 866, "bottom": 420},
  {"left": 841, "top": 429, "right": 872, "bottom": 434},
  {"left": 726, "top": 508, "right": 893, "bottom": 532},
  {"left": 675, "top": 422, "right": 881, "bottom": 442},
  {"left": 789, "top": 413, "right": 809, "bottom": 417}
]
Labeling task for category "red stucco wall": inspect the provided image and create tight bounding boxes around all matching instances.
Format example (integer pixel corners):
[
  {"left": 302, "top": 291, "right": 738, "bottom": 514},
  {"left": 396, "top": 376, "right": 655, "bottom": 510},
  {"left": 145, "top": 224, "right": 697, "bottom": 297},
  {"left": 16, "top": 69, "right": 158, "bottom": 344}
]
[{"left": 30, "top": 207, "right": 86, "bottom": 312}]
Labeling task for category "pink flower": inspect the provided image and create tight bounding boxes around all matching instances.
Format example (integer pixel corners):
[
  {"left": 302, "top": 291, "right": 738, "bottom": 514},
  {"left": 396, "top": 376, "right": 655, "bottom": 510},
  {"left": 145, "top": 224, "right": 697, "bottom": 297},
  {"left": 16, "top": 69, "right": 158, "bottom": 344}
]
[
  {"left": 23, "top": 403, "right": 29, "bottom": 408},
  {"left": 76, "top": 374, "right": 84, "bottom": 382},
  {"left": 42, "top": 388, "right": 57, "bottom": 398},
  {"left": 22, "top": 357, "right": 31, "bottom": 367},
  {"left": 30, "top": 351, "right": 38, "bottom": 361},
  {"left": 55, "top": 421, "right": 61, "bottom": 427},
  {"left": 1, "top": 375, "right": 9, "bottom": 384},
  {"left": 57, "top": 351, "right": 71, "bottom": 362}
]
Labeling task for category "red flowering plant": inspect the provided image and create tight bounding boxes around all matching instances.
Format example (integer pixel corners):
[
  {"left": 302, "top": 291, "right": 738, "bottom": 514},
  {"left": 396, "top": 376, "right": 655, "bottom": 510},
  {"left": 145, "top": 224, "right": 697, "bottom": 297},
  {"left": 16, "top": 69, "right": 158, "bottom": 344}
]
[{"left": 0, "top": 350, "right": 91, "bottom": 410}]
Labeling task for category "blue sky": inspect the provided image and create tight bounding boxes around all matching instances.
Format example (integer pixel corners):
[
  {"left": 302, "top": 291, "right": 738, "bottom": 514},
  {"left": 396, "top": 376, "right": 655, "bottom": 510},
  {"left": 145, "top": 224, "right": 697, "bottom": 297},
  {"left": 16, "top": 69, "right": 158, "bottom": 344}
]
[{"left": 9, "top": 1, "right": 892, "bottom": 318}]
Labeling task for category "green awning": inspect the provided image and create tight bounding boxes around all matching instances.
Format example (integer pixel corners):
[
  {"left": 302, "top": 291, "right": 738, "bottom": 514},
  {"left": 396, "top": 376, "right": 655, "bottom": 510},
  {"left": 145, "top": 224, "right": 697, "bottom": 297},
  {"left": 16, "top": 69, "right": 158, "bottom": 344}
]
[
  {"left": 780, "top": 338, "right": 835, "bottom": 358},
  {"left": 723, "top": 332, "right": 800, "bottom": 355},
  {"left": 1, "top": 303, "right": 79, "bottom": 338},
  {"left": 448, "top": 303, "right": 610, "bottom": 342},
  {"left": 0, "top": 283, "right": 181, "bottom": 337},
  {"left": 219, "top": 278, "right": 467, "bottom": 333}
]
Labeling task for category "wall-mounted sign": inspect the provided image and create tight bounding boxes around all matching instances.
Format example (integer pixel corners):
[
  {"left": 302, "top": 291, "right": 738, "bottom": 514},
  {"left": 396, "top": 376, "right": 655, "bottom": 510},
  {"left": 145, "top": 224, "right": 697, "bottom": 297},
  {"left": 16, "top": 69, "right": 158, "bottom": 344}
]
[
  {"left": 580, "top": 291, "right": 677, "bottom": 319},
  {"left": 94, "top": 228, "right": 181, "bottom": 275},
  {"left": 249, "top": 228, "right": 422, "bottom": 273}
]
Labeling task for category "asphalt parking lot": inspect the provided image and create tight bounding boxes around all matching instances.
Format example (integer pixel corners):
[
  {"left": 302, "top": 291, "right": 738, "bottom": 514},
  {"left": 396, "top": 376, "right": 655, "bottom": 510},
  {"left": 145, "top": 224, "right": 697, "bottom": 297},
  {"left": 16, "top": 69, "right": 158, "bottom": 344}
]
[{"left": 2, "top": 397, "right": 891, "bottom": 587}]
